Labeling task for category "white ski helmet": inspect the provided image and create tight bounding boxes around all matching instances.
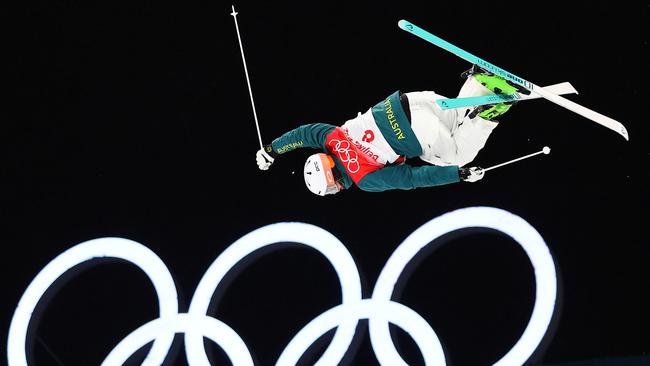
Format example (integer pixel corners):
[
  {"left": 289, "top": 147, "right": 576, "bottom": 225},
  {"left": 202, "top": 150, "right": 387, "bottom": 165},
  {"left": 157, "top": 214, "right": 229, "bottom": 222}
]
[{"left": 304, "top": 153, "right": 341, "bottom": 196}]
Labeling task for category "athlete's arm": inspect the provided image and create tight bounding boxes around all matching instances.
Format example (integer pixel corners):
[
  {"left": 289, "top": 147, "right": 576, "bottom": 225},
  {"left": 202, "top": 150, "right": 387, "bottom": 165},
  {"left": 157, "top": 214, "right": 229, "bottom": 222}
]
[
  {"left": 270, "top": 123, "right": 336, "bottom": 155},
  {"left": 356, "top": 164, "right": 460, "bottom": 192}
]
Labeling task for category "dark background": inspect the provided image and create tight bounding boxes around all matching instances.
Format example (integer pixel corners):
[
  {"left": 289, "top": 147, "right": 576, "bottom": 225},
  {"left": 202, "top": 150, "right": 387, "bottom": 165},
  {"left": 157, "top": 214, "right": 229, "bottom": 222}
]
[{"left": 4, "top": 1, "right": 649, "bottom": 365}]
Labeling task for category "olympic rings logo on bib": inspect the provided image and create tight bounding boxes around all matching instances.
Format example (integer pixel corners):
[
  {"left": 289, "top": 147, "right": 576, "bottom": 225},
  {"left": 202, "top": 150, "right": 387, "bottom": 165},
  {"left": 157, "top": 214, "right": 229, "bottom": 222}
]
[
  {"left": 329, "top": 138, "right": 360, "bottom": 173},
  {"left": 7, "top": 207, "right": 558, "bottom": 366}
]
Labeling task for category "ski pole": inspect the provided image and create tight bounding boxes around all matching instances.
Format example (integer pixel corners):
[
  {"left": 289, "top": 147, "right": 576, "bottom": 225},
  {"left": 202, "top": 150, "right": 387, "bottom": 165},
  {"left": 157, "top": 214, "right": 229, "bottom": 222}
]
[
  {"left": 483, "top": 147, "right": 551, "bottom": 172},
  {"left": 231, "top": 5, "right": 264, "bottom": 149}
]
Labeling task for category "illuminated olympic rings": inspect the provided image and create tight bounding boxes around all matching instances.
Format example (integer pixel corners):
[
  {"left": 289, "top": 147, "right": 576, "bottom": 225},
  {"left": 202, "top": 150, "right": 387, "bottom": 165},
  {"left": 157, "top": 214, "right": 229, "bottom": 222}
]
[{"left": 7, "top": 207, "right": 557, "bottom": 366}]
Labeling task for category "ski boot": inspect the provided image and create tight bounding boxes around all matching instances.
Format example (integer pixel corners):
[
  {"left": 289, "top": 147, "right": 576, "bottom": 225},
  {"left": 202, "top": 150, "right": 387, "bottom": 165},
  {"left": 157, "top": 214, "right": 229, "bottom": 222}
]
[
  {"left": 461, "top": 65, "right": 529, "bottom": 121},
  {"left": 460, "top": 65, "right": 530, "bottom": 95},
  {"left": 469, "top": 102, "right": 513, "bottom": 120}
]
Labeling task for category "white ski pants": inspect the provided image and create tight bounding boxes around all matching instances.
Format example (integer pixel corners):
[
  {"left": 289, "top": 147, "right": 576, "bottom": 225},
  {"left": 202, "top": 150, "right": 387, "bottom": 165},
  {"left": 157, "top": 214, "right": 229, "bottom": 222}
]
[{"left": 408, "top": 76, "right": 499, "bottom": 167}]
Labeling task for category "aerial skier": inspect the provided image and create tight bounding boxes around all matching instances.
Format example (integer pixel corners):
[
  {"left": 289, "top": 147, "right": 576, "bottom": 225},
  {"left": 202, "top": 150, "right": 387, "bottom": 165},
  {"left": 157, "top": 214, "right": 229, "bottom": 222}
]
[
  {"left": 232, "top": 9, "right": 617, "bottom": 196},
  {"left": 255, "top": 67, "right": 526, "bottom": 195}
]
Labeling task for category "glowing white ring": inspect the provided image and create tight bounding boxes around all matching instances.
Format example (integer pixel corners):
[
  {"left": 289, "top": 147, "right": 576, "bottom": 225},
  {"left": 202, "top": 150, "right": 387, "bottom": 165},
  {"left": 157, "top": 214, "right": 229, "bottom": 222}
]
[
  {"left": 370, "top": 206, "right": 557, "bottom": 366},
  {"left": 278, "top": 299, "right": 446, "bottom": 366},
  {"left": 102, "top": 314, "right": 253, "bottom": 366},
  {"left": 6, "top": 238, "right": 178, "bottom": 366},
  {"left": 185, "top": 222, "right": 362, "bottom": 366}
]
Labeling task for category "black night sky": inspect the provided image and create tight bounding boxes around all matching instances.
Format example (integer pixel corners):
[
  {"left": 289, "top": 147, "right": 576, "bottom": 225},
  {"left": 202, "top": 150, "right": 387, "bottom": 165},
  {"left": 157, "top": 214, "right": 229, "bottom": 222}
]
[{"left": 4, "top": 1, "right": 649, "bottom": 365}]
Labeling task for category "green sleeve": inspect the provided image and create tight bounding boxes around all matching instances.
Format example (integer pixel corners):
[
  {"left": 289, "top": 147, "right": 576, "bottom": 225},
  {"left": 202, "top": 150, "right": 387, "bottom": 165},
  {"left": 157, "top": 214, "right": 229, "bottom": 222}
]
[
  {"left": 270, "top": 123, "right": 336, "bottom": 155},
  {"left": 357, "top": 164, "right": 460, "bottom": 192}
]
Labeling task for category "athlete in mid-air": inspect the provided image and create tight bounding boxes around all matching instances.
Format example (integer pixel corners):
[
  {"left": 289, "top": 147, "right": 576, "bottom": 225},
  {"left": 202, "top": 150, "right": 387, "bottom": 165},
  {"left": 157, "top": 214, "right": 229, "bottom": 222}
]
[{"left": 256, "top": 67, "right": 527, "bottom": 195}]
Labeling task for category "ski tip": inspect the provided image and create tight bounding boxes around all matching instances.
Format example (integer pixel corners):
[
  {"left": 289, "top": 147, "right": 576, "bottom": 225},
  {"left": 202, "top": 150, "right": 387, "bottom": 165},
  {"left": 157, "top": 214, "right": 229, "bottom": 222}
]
[
  {"left": 620, "top": 126, "right": 629, "bottom": 141},
  {"left": 398, "top": 19, "right": 410, "bottom": 30}
]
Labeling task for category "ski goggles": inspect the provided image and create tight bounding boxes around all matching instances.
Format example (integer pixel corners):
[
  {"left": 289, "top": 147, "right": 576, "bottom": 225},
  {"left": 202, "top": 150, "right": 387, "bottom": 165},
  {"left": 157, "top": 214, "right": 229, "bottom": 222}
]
[{"left": 321, "top": 154, "right": 342, "bottom": 195}]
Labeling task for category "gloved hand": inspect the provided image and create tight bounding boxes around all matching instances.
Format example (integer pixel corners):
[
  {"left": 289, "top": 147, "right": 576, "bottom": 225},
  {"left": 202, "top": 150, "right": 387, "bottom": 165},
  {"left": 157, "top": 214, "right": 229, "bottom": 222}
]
[
  {"left": 459, "top": 166, "right": 484, "bottom": 182},
  {"left": 256, "top": 145, "right": 275, "bottom": 170}
]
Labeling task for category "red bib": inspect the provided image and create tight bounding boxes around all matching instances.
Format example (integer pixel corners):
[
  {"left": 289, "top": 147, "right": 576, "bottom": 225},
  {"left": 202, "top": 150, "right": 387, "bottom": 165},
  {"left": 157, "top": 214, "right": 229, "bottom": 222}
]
[{"left": 325, "top": 127, "right": 386, "bottom": 184}]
